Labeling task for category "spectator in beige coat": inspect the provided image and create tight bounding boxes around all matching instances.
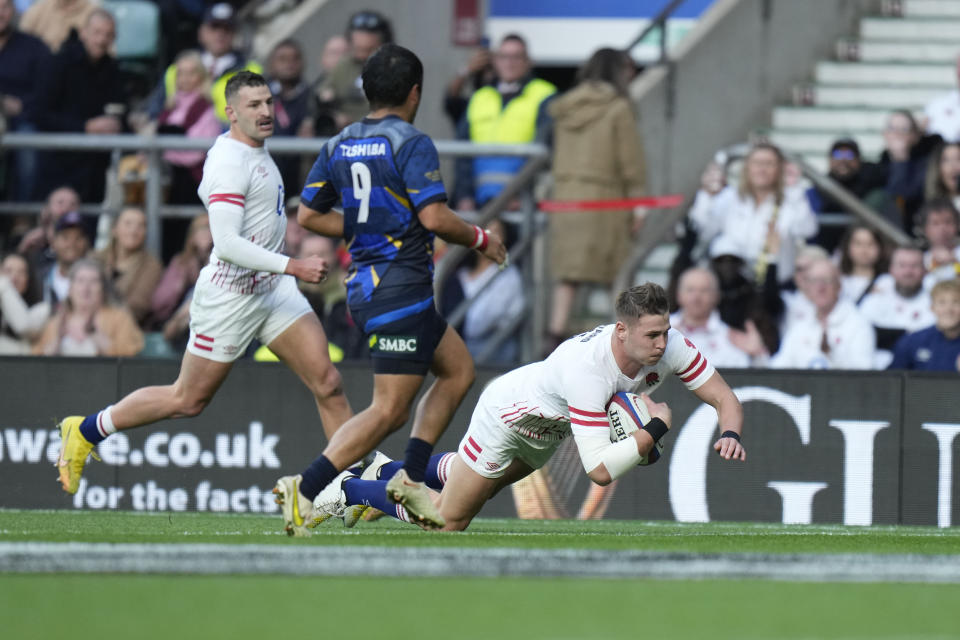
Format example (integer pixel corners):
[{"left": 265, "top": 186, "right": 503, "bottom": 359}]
[{"left": 546, "top": 48, "right": 646, "bottom": 347}]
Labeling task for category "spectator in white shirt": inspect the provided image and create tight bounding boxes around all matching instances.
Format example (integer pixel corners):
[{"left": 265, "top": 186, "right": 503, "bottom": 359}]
[
  {"left": 859, "top": 245, "right": 935, "bottom": 367},
  {"left": 689, "top": 143, "right": 818, "bottom": 284},
  {"left": 917, "top": 199, "right": 960, "bottom": 285},
  {"left": 923, "top": 55, "right": 960, "bottom": 143},
  {"left": 772, "top": 258, "right": 875, "bottom": 370},
  {"left": 838, "top": 224, "right": 887, "bottom": 305},
  {"left": 670, "top": 267, "right": 755, "bottom": 367},
  {"left": 780, "top": 244, "right": 830, "bottom": 335}
]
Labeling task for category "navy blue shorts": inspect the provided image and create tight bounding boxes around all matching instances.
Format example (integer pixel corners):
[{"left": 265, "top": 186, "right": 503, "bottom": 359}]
[{"left": 351, "top": 291, "right": 448, "bottom": 375}]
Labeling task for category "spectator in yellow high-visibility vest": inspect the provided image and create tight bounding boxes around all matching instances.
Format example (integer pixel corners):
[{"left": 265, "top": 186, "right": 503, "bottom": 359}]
[
  {"left": 453, "top": 34, "right": 555, "bottom": 211},
  {"left": 145, "top": 3, "right": 262, "bottom": 124}
]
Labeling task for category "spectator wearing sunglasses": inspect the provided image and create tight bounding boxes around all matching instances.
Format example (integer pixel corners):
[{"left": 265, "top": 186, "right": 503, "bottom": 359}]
[
  {"left": 806, "top": 138, "right": 887, "bottom": 251},
  {"left": 317, "top": 10, "right": 393, "bottom": 131}
]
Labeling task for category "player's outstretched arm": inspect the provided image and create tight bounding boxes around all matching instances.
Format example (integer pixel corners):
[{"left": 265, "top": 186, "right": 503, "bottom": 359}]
[
  {"left": 693, "top": 372, "right": 746, "bottom": 461},
  {"left": 297, "top": 203, "right": 345, "bottom": 238},
  {"left": 418, "top": 202, "right": 507, "bottom": 264}
]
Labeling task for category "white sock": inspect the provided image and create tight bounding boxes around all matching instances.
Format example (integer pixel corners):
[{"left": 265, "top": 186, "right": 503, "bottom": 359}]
[
  {"left": 96, "top": 406, "right": 118, "bottom": 439},
  {"left": 395, "top": 504, "right": 411, "bottom": 523}
]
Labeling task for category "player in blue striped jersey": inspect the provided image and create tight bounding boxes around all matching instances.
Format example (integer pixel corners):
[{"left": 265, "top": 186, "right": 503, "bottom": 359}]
[{"left": 273, "top": 44, "right": 506, "bottom": 532}]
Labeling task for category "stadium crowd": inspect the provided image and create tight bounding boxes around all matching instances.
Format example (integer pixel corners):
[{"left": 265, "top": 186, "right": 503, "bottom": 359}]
[{"left": 0, "top": 1, "right": 958, "bottom": 372}]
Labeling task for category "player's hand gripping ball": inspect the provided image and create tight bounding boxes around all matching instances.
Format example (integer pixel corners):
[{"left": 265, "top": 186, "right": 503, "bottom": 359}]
[{"left": 606, "top": 391, "right": 663, "bottom": 465}]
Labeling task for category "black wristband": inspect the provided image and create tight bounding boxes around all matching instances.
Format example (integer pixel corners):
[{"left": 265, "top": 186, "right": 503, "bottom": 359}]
[
  {"left": 641, "top": 417, "right": 669, "bottom": 442},
  {"left": 720, "top": 430, "right": 741, "bottom": 442}
]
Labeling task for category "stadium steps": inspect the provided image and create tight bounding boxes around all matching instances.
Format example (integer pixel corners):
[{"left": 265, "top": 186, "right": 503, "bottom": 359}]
[{"left": 757, "top": 0, "right": 960, "bottom": 164}]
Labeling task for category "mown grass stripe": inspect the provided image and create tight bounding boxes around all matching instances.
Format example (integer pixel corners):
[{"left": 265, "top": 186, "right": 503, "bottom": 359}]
[{"left": 3, "top": 542, "right": 960, "bottom": 583}]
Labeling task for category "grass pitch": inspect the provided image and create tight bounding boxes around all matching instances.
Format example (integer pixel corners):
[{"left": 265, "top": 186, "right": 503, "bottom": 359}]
[{"left": 2, "top": 510, "right": 959, "bottom": 640}]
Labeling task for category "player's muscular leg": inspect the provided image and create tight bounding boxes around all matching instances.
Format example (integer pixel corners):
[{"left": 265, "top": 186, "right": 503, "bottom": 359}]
[
  {"left": 436, "top": 456, "right": 533, "bottom": 531},
  {"left": 267, "top": 313, "right": 353, "bottom": 439},
  {"left": 410, "top": 326, "right": 475, "bottom": 445},
  {"left": 321, "top": 373, "right": 424, "bottom": 469},
  {"left": 109, "top": 352, "right": 233, "bottom": 429}
]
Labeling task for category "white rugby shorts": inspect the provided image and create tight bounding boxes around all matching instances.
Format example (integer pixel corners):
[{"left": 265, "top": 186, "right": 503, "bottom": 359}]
[
  {"left": 187, "top": 274, "right": 313, "bottom": 362},
  {"left": 457, "top": 400, "right": 565, "bottom": 479}
]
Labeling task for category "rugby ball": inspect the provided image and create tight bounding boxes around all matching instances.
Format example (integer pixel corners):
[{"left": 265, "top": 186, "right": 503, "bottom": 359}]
[{"left": 606, "top": 391, "right": 663, "bottom": 466}]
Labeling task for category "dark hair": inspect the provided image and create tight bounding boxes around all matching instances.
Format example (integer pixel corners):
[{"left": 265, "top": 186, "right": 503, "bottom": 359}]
[
  {"left": 577, "top": 48, "right": 632, "bottom": 94},
  {"left": 270, "top": 38, "right": 303, "bottom": 59},
  {"left": 838, "top": 224, "right": 886, "bottom": 275},
  {"left": 917, "top": 197, "right": 960, "bottom": 230},
  {"left": 361, "top": 43, "right": 423, "bottom": 110},
  {"left": 348, "top": 10, "right": 393, "bottom": 43},
  {"left": 615, "top": 283, "right": 669, "bottom": 323},
  {"left": 500, "top": 33, "right": 528, "bottom": 51},
  {"left": 224, "top": 70, "right": 269, "bottom": 103},
  {"left": 1, "top": 252, "right": 40, "bottom": 306}
]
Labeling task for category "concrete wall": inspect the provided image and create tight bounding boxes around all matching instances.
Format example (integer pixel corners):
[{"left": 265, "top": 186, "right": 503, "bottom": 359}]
[{"left": 633, "top": 0, "right": 882, "bottom": 197}]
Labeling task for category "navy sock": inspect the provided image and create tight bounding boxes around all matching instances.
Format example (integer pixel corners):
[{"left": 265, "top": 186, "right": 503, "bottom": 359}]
[
  {"left": 343, "top": 478, "right": 396, "bottom": 515},
  {"left": 299, "top": 455, "right": 338, "bottom": 501},
  {"left": 376, "top": 460, "right": 404, "bottom": 481},
  {"left": 403, "top": 437, "right": 433, "bottom": 482},
  {"left": 78, "top": 413, "right": 106, "bottom": 445},
  {"left": 424, "top": 452, "right": 454, "bottom": 491}
]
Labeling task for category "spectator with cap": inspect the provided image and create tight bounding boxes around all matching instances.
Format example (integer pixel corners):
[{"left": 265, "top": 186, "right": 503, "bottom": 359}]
[
  {"left": 35, "top": 8, "right": 126, "bottom": 203},
  {"left": 771, "top": 258, "right": 875, "bottom": 370},
  {"left": 39, "top": 209, "right": 90, "bottom": 310},
  {"left": 19, "top": 0, "right": 94, "bottom": 52},
  {"left": 147, "top": 2, "right": 262, "bottom": 124},
  {"left": 318, "top": 10, "right": 392, "bottom": 131},
  {"left": 17, "top": 186, "right": 83, "bottom": 273},
  {"left": 923, "top": 54, "right": 960, "bottom": 143},
  {"left": 889, "top": 279, "right": 960, "bottom": 371},
  {"left": 454, "top": 33, "right": 556, "bottom": 211},
  {"left": 0, "top": 0, "right": 51, "bottom": 201},
  {"left": 917, "top": 198, "right": 960, "bottom": 285},
  {"left": 805, "top": 138, "right": 887, "bottom": 252},
  {"left": 859, "top": 245, "right": 934, "bottom": 367}
]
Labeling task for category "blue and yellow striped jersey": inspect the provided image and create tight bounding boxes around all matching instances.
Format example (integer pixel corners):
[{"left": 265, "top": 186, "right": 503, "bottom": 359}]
[{"left": 301, "top": 115, "right": 448, "bottom": 306}]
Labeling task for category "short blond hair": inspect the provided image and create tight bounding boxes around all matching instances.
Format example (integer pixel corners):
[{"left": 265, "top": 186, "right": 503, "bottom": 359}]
[{"left": 931, "top": 278, "right": 960, "bottom": 301}]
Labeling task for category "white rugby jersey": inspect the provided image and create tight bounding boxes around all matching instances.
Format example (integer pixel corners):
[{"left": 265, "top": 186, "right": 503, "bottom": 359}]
[
  {"left": 197, "top": 134, "right": 288, "bottom": 294},
  {"left": 476, "top": 325, "right": 715, "bottom": 448}
]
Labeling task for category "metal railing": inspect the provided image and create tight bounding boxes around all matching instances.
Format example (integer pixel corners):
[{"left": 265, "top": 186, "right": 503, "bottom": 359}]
[{"left": 612, "top": 143, "right": 916, "bottom": 296}]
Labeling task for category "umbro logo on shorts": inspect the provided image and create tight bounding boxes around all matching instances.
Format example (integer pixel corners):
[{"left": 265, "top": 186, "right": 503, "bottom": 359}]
[{"left": 373, "top": 336, "right": 418, "bottom": 353}]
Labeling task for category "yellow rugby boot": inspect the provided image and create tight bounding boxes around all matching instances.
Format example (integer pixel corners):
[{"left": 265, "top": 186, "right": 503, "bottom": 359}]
[
  {"left": 55, "top": 416, "right": 100, "bottom": 495},
  {"left": 272, "top": 475, "right": 314, "bottom": 537}
]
